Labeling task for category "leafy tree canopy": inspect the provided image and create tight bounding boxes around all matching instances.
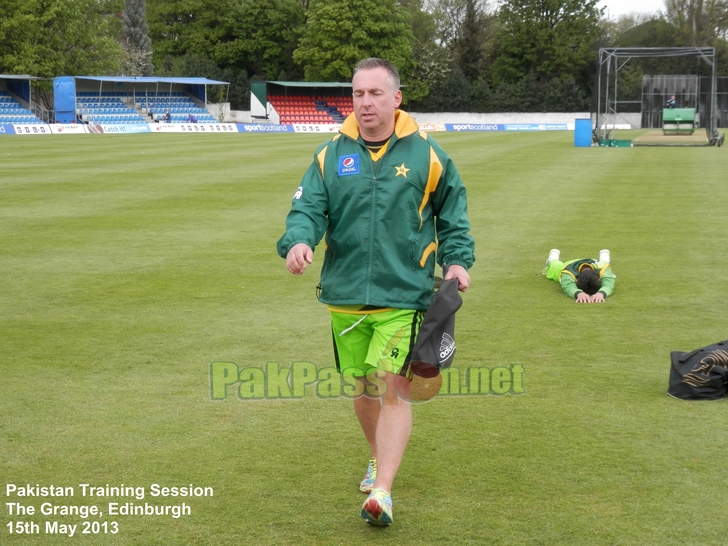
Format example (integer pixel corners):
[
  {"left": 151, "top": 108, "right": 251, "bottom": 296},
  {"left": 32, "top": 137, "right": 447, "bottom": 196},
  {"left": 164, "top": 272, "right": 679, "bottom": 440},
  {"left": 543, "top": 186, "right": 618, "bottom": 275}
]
[
  {"left": 122, "top": 0, "right": 154, "bottom": 76},
  {"left": 0, "top": 0, "right": 123, "bottom": 77},
  {"left": 147, "top": 0, "right": 231, "bottom": 66},
  {"left": 293, "top": 0, "right": 417, "bottom": 98},
  {"left": 215, "top": 0, "right": 306, "bottom": 80},
  {"left": 492, "top": 0, "right": 604, "bottom": 85}
]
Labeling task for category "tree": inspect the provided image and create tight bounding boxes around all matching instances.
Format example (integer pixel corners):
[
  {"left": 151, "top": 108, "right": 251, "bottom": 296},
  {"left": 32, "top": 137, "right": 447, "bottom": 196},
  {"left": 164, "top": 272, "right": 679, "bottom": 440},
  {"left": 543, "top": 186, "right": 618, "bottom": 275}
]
[
  {"left": 0, "top": 0, "right": 123, "bottom": 77},
  {"left": 215, "top": 0, "right": 306, "bottom": 79},
  {"left": 433, "top": 0, "right": 494, "bottom": 83},
  {"left": 600, "top": 12, "right": 658, "bottom": 44},
  {"left": 397, "top": 0, "right": 450, "bottom": 106},
  {"left": 613, "top": 18, "right": 710, "bottom": 81},
  {"left": 122, "top": 0, "right": 154, "bottom": 76},
  {"left": 664, "top": 0, "right": 728, "bottom": 45},
  {"left": 148, "top": 0, "right": 306, "bottom": 80},
  {"left": 293, "top": 0, "right": 417, "bottom": 95},
  {"left": 420, "top": 67, "right": 473, "bottom": 111},
  {"left": 147, "top": 0, "right": 231, "bottom": 66},
  {"left": 614, "top": 18, "right": 683, "bottom": 48},
  {"left": 148, "top": 0, "right": 304, "bottom": 108},
  {"left": 491, "top": 0, "right": 604, "bottom": 85},
  {"left": 156, "top": 54, "right": 250, "bottom": 109},
  {"left": 451, "top": 0, "right": 493, "bottom": 82}
]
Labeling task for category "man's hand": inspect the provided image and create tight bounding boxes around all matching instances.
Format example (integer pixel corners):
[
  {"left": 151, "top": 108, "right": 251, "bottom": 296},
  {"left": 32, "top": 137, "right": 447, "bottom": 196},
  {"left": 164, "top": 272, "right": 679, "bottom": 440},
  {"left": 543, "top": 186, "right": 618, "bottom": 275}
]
[
  {"left": 444, "top": 264, "right": 471, "bottom": 292},
  {"left": 286, "top": 243, "right": 313, "bottom": 275},
  {"left": 575, "top": 292, "right": 606, "bottom": 303}
]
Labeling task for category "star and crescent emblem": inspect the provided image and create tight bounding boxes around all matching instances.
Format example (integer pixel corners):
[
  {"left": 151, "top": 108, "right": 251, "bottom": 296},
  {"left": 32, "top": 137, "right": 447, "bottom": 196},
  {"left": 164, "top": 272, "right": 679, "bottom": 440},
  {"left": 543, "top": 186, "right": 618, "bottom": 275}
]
[{"left": 394, "top": 163, "right": 410, "bottom": 178}]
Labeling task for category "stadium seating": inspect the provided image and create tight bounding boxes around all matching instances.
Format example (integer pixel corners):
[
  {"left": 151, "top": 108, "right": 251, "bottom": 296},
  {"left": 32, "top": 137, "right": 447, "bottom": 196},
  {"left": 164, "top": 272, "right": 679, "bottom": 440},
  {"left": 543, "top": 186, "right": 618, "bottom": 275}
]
[
  {"left": 75, "top": 91, "right": 217, "bottom": 124},
  {"left": 0, "top": 90, "right": 44, "bottom": 124},
  {"left": 268, "top": 94, "right": 353, "bottom": 124},
  {"left": 76, "top": 92, "right": 146, "bottom": 124},
  {"left": 133, "top": 92, "right": 217, "bottom": 123}
]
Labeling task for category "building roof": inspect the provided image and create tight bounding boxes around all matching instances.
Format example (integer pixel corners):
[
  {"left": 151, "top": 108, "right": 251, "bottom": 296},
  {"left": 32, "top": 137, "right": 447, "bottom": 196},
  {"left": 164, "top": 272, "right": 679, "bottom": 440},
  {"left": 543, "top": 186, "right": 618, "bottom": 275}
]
[{"left": 74, "top": 76, "right": 228, "bottom": 85}]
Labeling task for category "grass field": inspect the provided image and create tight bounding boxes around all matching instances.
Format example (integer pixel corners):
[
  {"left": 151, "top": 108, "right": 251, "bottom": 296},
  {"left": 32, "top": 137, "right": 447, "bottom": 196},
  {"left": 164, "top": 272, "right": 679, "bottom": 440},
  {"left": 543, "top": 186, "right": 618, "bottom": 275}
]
[{"left": 1, "top": 130, "right": 727, "bottom": 545}]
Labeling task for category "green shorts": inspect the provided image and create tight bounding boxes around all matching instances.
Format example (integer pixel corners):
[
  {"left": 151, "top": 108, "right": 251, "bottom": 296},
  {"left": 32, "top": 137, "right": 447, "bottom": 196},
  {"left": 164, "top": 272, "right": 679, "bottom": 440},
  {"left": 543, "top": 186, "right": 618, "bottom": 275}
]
[
  {"left": 330, "top": 309, "right": 423, "bottom": 376},
  {"left": 544, "top": 259, "right": 565, "bottom": 281}
]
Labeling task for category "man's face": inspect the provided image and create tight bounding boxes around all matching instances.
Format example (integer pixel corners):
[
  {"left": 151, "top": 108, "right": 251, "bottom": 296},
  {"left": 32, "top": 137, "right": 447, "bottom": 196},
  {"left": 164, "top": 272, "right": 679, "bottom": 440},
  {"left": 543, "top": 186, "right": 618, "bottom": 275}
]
[{"left": 352, "top": 66, "right": 402, "bottom": 141}]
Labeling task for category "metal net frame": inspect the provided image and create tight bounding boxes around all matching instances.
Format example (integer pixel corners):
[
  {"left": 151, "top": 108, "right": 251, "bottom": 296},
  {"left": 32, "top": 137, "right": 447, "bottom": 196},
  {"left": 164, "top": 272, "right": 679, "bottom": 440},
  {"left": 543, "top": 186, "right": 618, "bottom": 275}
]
[{"left": 595, "top": 47, "right": 719, "bottom": 145}]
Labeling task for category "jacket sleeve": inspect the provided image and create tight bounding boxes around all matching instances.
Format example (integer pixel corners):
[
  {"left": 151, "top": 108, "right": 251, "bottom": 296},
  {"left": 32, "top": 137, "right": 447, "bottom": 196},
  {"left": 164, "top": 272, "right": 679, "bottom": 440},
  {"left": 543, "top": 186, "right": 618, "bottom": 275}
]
[
  {"left": 560, "top": 267, "right": 616, "bottom": 299},
  {"left": 276, "top": 152, "right": 329, "bottom": 259},
  {"left": 431, "top": 151, "right": 475, "bottom": 269},
  {"left": 560, "top": 273, "right": 581, "bottom": 299},
  {"left": 598, "top": 267, "right": 615, "bottom": 297}
]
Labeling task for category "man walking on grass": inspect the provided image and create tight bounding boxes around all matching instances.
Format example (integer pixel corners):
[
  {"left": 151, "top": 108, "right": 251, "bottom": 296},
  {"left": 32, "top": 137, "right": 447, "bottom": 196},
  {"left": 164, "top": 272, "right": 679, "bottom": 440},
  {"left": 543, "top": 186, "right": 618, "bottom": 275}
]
[{"left": 277, "top": 57, "right": 475, "bottom": 526}]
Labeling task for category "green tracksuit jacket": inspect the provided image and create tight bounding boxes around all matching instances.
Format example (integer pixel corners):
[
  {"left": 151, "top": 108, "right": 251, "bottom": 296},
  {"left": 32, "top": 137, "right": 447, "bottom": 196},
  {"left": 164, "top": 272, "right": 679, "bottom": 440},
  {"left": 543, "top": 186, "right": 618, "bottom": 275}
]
[
  {"left": 558, "top": 258, "right": 615, "bottom": 299},
  {"left": 276, "top": 110, "right": 475, "bottom": 311}
]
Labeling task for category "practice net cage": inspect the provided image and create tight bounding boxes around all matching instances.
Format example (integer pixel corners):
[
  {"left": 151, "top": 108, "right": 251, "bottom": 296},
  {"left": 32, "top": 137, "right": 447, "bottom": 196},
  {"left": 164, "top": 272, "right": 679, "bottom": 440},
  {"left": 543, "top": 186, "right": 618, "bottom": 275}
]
[{"left": 594, "top": 47, "right": 724, "bottom": 147}]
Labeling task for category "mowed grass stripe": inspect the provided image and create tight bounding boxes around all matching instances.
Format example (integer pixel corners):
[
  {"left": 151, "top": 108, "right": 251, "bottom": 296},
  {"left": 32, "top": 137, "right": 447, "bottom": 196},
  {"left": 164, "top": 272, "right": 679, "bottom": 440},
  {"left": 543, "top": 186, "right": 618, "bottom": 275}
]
[{"left": 1, "top": 132, "right": 727, "bottom": 545}]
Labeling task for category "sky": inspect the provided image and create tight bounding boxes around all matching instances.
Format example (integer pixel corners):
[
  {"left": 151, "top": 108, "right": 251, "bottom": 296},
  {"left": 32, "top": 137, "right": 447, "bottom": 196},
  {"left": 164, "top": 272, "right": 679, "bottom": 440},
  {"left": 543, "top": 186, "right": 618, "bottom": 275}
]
[{"left": 599, "top": 0, "right": 666, "bottom": 19}]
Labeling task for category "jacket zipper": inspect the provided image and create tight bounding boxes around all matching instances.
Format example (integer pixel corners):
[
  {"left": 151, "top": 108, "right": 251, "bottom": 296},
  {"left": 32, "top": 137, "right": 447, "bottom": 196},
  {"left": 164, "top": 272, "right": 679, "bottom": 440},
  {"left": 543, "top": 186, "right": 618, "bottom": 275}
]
[{"left": 365, "top": 154, "right": 379, "bottom": 303}]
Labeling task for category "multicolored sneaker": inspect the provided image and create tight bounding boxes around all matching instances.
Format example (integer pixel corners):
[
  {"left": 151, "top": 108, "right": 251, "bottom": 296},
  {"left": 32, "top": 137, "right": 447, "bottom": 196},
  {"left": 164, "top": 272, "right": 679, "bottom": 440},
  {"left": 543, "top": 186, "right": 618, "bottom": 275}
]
[
  {"left": 359, "top": 459, "right": 377, "bottom": 493},
  {"left": 360, "top": 488, "right": 393, "bottom": 526}
]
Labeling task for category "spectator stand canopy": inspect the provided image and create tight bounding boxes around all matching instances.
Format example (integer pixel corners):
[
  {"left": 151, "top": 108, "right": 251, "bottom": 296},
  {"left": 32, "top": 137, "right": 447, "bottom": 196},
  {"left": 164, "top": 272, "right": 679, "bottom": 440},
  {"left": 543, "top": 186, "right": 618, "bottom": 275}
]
[
  {"left": 595, "top": 47, "right": 722, "bottom": 146},
  {"left": 250, "top": 81, "right": 352, "bottom": 121},
  {"left": 1, "top": 74, "right": 50, "bottom": 122},
  {"left": 55, "top": 76, "right": 229, "bottom": 123},
  {"left": 74, "top": 76, "right": 229, "bottom": 104}
]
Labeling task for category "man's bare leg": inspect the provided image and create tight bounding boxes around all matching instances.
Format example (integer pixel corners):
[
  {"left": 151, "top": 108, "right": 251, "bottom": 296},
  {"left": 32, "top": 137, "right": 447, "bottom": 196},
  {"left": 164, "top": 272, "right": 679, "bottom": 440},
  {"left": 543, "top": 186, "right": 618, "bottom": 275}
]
[
  {"left": 356, "top": 371, "right": 411, "bottom": 493},
  {"left": 372, "top": 371, "right": 411, "bottom": 493},
  {"left": 354, "top": 394, "right": 380, "bottom": 459}
]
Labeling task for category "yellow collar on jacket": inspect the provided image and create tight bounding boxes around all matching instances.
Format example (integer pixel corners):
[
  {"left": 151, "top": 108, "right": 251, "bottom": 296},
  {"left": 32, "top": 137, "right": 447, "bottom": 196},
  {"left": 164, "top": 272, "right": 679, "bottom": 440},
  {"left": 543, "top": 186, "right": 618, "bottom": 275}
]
[{"left": 339, "top": 109, "right": 419, "bottom": 142}]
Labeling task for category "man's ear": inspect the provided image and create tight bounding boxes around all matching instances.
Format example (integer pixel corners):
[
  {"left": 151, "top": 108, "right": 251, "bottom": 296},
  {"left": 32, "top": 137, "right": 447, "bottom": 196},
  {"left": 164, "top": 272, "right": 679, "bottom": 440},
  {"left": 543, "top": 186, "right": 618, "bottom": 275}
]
[{"left": 394, "top": 90, "right": 402, "bottom": 109}]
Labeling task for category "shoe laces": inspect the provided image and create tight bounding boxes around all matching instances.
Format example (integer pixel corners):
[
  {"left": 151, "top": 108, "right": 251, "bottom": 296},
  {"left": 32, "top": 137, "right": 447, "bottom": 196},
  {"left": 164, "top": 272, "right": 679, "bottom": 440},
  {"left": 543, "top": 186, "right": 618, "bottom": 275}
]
[
  {"left": 364, "top": 458, "right": 377, "bottom": 480},
  {"left": 370, "top": 488, "right": 392, "bottom": 510}
]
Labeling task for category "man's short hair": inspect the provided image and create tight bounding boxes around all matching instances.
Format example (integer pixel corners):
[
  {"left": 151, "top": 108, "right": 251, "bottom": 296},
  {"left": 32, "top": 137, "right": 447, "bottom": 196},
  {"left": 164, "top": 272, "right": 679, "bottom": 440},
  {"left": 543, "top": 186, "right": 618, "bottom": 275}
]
[
  {"left": 576, "top": 268, "right": 602, "bottom": 296},
  {"left": 353, "top": 58, "right": 400, "bottom": 92}
]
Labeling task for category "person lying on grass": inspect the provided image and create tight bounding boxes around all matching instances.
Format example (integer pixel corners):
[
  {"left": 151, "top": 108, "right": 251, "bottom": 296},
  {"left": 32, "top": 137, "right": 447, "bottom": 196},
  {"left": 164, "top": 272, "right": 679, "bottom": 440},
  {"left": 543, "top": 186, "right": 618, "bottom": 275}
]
[{"left": 542, "top": 249, "right": 615, "bottom": 303}]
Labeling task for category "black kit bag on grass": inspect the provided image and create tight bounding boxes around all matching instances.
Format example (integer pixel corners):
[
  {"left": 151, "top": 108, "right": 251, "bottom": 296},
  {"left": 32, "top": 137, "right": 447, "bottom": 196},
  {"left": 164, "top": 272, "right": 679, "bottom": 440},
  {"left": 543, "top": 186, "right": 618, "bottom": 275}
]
[{"left": 668, "top": 340, "right": 728, "bottom": 400}]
